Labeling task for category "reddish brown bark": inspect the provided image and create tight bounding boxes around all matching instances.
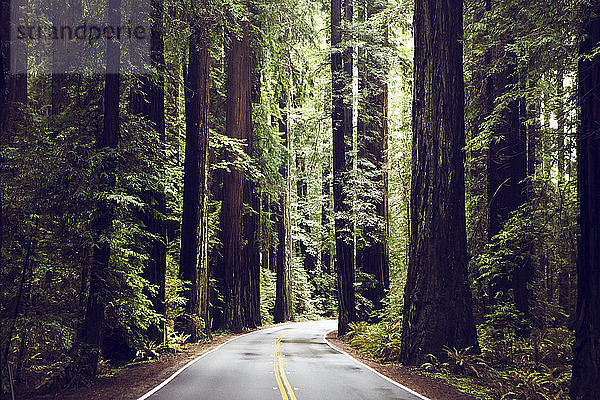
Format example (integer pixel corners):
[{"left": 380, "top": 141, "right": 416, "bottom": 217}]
[
  {"left": 400, "top": 0, "right": 477, "bottom": 366},
  {"left": 180, "top": 9, "right": 211, "bottom": 339},
  {"left": 222, "top": 20, "right": 253, "bottom": 332}
]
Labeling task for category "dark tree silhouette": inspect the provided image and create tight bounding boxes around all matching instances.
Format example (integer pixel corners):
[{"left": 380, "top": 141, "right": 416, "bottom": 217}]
[{"left": 571, "top": 6, "right": 600, "bottom": 398}]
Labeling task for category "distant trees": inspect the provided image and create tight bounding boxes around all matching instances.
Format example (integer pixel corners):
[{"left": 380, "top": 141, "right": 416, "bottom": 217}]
[
  {"left": 483, "top": 0, "right": 531, "bottom": 321},
  {"left": 400, "top": 0, "right": 477, "bottom": 365},
  {"left": 356, "top": 0, "right": 390, "bottom": 314},
  {"left": 131, "top": 0, "right": 168, "bottom": 343}
]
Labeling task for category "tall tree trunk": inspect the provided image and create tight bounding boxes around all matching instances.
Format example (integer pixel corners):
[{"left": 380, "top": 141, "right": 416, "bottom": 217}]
[
  {"left": 571, "top": 7, "right": 600, "bottom": 398},
  {"left": 222, "top": 20, "right": 252, "bottom": 332},
  {"left": 332, "top": 0, "right": 355, "bottom": 336},
  {"left": 400, "top": 0, "right": 477, "bottom": 366},
  {"left": 243, "top": 47, "right": 261, "bottom": 328},
  {"left": 80, "top": 0, "right": 121, "bottom": 376},
  {"left": 274, "top": 95, "right": 292, "bottom": 323},
  {"left": 180, "top": 7, "right": 211, "bottom": 339},
  {"left": 356, "top": 0, "right": 390, "bottom": 314}
]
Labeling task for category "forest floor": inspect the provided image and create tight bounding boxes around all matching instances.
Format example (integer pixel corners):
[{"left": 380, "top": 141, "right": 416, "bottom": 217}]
[
  {"left": 4, "top": 323, "right": 474, "bottom": 400},
  {"left": 325, "top": 331, "right": 476, "bottom": 400}
]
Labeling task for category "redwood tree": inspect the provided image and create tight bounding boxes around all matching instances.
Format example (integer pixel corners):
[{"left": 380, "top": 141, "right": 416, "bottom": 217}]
[
  {"left": 571, "top": 6, "right": 600, "bottom": 397},
  {"left": 400, "top": 0, "right": 477, "bottom": 365},
  {"left": 222, "top": 20, "right": 253, "bottom": 331},
  {"left": 180, "top": 5, "right": 211, "bottom": 339}
]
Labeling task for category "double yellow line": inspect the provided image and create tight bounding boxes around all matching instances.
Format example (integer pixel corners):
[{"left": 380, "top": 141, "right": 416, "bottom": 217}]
[{"left": 274, "top": 333, "right": 297, "bottom": 400}]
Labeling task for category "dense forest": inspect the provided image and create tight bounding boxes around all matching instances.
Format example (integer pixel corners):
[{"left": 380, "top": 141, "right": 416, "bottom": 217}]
[{"left": 0, "top": 0, "right": 599, "bottom": 398}]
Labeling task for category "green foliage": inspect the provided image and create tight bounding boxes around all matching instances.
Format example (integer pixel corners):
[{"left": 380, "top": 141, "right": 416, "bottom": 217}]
[
  {"left": 478, "top": 302, "right": 529, "bottom": 365},
  {"left": 346, "top": 319, "right": 403, "bottom": 362},
  {"left": 499, "top": 363, "right": 570, "bottom": 400},
  {"left": 260, "top": 267, "right": 276, "bottom": 324},
  {"left": 422, "top": 347, "right": 488, "bottom": 378}
]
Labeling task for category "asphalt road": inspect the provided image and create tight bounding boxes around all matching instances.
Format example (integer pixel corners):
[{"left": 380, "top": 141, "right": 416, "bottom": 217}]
[{"left": 139, "top": 320, "right": 427, "bottom": 400}]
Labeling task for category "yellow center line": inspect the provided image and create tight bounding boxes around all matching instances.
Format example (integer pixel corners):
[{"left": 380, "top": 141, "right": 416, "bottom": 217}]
[
  {"left": 274, "top": 333, "right": 297, "bottom": 400},
  {"left": 274, "top": 335, "right": 288, "bottom": 400}
]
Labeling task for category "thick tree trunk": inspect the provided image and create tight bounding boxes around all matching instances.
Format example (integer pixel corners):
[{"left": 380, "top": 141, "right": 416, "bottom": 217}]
[
  {"left": 243, "top": 48, "right": 261, "bottom": 328},
  {"left": 332, "top": 0, "right": 355, "bottom": 336},
  {"left": 400, "top": 0, "right": 477, "bottom": 366},
  {"left": 222, "top": 20, "right": 252, "bottom": 331},
  {"left": 180, "top": 12, "right": 210, "bottom": 339},
  {"left": 571, "top": 8, "right": 600, "bottom": 398},
  {"left": 80, "top": 0, "right": 121, "bottom": 376}
]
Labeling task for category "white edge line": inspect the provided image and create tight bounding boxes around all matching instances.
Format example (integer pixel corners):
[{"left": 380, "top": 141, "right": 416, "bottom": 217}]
[
  {"left": 323, "top": 329, "right": 432, "bottom": 400},
  {"left": 137, "top": 328, "right": 266, "bottom": 400}
]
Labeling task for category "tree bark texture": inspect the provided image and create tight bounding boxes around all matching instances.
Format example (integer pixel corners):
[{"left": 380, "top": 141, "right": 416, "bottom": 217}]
[
  {"left": 222, "top": 20, "right": 253, "bottom": 331},
  {"left": 242, "top": 47, "right": 261, "bottom": 328},
  {"left": 571, "top": 7, "right": 600, "bottom": 398},
  {"left": 400, "top": 0, "right": 477, "bottom": 366},
  {"left": 180, "top": 14, "right": 210, "bottom": 339}
]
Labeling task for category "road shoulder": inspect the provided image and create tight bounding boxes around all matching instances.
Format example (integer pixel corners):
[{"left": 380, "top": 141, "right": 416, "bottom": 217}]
[
  {"left": 22, "top": 333, "right": 243, "bottom": 400},
  {"left": 324, "top": 330, "right": 476, "bottom": 400}
]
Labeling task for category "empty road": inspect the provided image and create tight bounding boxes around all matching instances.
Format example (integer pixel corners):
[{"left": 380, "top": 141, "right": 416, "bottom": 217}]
[{"left": 139, "top": 320, "right": 427, "bottom": 400}]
